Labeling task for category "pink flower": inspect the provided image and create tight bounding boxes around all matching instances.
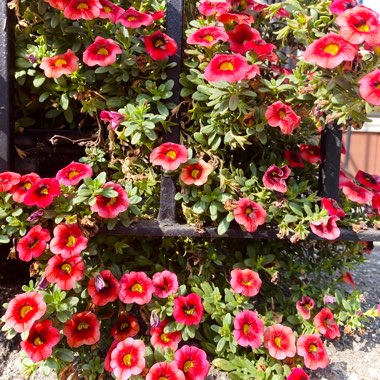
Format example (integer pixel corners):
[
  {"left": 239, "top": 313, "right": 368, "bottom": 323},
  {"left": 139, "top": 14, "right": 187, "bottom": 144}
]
[
  {"left": 98, "top": 0, "right": 124, "bottom": 23},
  {"left": 204, "top": 54, "right": 249, "bottom": 83},
  {"left": 265, "top": 101, "right": 301, "bottom": 135},
  {"left": 63, "top": 0, "right": 101, "bottom": 20},
  {"left": 16, "top": 225, "right": 51, "bottom": 262},
  {"left": 233, "top": 198, "right": 267, "bottom": 233},
  {"left": 23, "top": 178, "right": 61, "bottom": 208},
  {"left": 173, "top": 293, "right": 204, "bottom": 326},
  {"left": 0, "top": 171, "right": 21, "bottom": 192},
  {"left": 56, "top": 161, "right": 93, "bottom": 186},
  {"left": 199, "top": 1, "right": 231, "bottom": 16},
  {"left": 297, "top": 334, "right": 329, "bottom": 370},
  {"left": 330, "top": 0, "right": 358, "bottom": 15},
  {"left": 117, "top": 7, "right": 154, "bottom": 28},
  {"left": 83, "top": 36, "right": 122, "bottom": 67},
  {"left": 100, "top": 110, "right": 125, "bottom": 130},
  {"left": 359, "top": 69, "right": 380, "bottom": 106},
  {"left": 150, "top": 143, "right": 188, "bottom": 171},
  {"left": 310, "top": 216, "right": 341, "bottom": 240},
  {"left": 187, "top": 26, "right": 229, "bottom": 47},
  {"left": 314, "top": 308, "right": 340, "bottom": 339},
  {"left": 321, "top": 198, "right": 346, "bottom": 218},
  {"left": 287, "top": 368, "right": 310, "bottom": 380},
  {"left": 150, "top": 319, "right": 182, "bottom": 351},
  {"left": 264, "top": 324, "right": 297, "bottom": 360},
  {"left": 145, "top": 31, "right": 178, "bottom": 61},
  {"left": 296, "top": 296, "right": 315, "bottom": 320},
  {"left": 179, "top": 160, "right": 213, "bottom": 186},
  {"left": 50, "top": 223, "right": 88, "bottom": 258},
  {"left": 355, "top": 170, "right": 380, "bottom": 191},
  {"left": 43, "top": 0, "right": 70, "bottom": 10},
  {"left": 40, "top": 49, "right": 79, "bottom": 78},
  {"left": 342, "top": 181, "right": 373, "bottom": 204},
  {"left": 299, "top": 145, "right": 321, "bottom": 164},
  {"left": 119, "top": 271, "right": 154, "bottom": 305},
  {"left": 284, "top": 150, "right": 304, "bottom": 169},
  {"left": 262, "top": 165, "right": 291, "bottom": 193},
  {"left": 111, "top": 313, "right": 140, "bottom": 341},
  {"left": 152, "top": 270, "right": 179, "bottom": 298},
  {"left": 233, "top": 310, "right": 264, "bottom": 348},
  {"left": 174, "top": 345, "right": 210, "bottom": 380},
  {"left": 146, "top": 362, "right": 185, "bottom": 380},
  {"left": 88, "top": 270, "right": 120, "bottom": 306},
  {"left": 227, "top": 24, "right": 261, "bottom": 55},
  {"left": 9, "top": 173, "right": 39, "bottom": 203},
  {"left": 230, "top": 268, "right": 262, "bottom": 297}
]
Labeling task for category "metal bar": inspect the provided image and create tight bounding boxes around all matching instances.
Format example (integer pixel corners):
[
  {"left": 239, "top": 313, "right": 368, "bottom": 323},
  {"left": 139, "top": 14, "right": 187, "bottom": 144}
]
[
  {"left": 319, "top": 122, "right": 342, "bottom": 200},
  {"left": 343, "top": 125, "right": 352, "bottom": 171}
]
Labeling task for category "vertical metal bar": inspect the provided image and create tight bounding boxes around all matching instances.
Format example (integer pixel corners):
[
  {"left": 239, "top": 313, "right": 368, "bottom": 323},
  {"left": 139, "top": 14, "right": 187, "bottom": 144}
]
[
  {"left": 0, "top": 1, "right": 12, "bottom": 172},
  {"left": 319, "top": 122, "right": 342, "bottom": 200},
  {"left": 343, "top": 125, "right": 352, "bottom": 171},
  {"left": 158, "top": 0, "right": 184, "bottom": 223}
]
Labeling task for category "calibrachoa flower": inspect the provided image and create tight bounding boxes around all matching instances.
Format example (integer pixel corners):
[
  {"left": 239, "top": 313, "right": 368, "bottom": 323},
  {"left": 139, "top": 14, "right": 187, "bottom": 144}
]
[
  {"left": 230, "top": 268, "right": 262, "bottom": 297},
  {"left": 296, "top": 296, "right": 315, "bottom": 320},
  {"left": 16, "top": 225, "right": 50, "bottom": 261},
  {"left": 263, "top": 324, "right": 297, "bottom": 360},
  {"left": 3, "top": 292, "right": 46, "bottom": 333},
  {"left": 174, "top": 345, "right": 210, "bottom": 380},
  {"left": 23, "top": 178, "right": 61, "bottom": 208},
  {"left": 110, "top": 338, "right": 146, "bottom": 380},
  {"left": 119, "top": 271, "right": 154, "bottom": 305},
  {"left": 233, "top": 310, "right": 264, "bottom": 348},
  {"left": 98, "top": 0, "right": 124, "bottom": 23},
  {"left": 100, "top": 110, "right": 125, "bottom": 130},
  {"left": 117, "top": 7, "right": 154, "bottom": 28},
  {"left": 146, "top": 362, "right": 185, "bottom": 380},
  {"left": 88, "top": 270, "right": 120, "bottom": 306},
  {"left": 287, "top": 368, "right": 310, "bottom": 380},
  {"left": 150, "top": 142, "right": 188, "bottom": 171},
  {"left": 265, "top": 101, "right": 301, "bottom": 135},
  {"left": 314, "top": 308, "right": 340, "bottom": 339},
  {"left": 310, "top": 215, "right": 341, "bottom": 240},
  {"left": 330, "top": 0, "right": 358, "bottom": 15},
  {"left": 336, "top": 5, "right": 380, "bottom": 45},
  {"left": 40, "top": 49, "right": 79, "bottom": 78},
  {"left": 299, "top": 144, "right": 321, "bottom": 164},
  {"left": 204, "top": 54, "right": 249, "bottom": 83},
  {"left": 359, "top": 69, "right": 380, "bottom": 106},
  {"left": 187, "top": 26, "right": 229, "bottom": 47},
  {"left": 83, "top": 36, "right": 122, "bottom": 67},
  {"left": 303, "top": 33, "right": 357, "bottom": 69},
  {"left": 341, "top": 181, "right": 373, "bottom": 204},
  {"left": 217, "top": 12, "right": 255, "bottom": 25},
  {"left": 9, "top": 173, "right": 40, "bottom": 203},
  {"left": 227, "top": 24, "right": 261, "bottom": 54},
  {"left": 150, "top": 319, "right": 182, "bottom": 351},
  {"left": 111, "top": 313, "right": 140, "bottom": 341},
  {"left": 373, "top": 193, "right": 380, "bottom": 214},
  {"left": 91, "top": 182, "right": 130, "bottom": 219},
  {"left": 198, "top": 0, "right": 231, "bottom": 16},
  {"left": 63, "top": 311, "right": 100, "bottom": 348},
  {"left": 44, "top": 254, "right": 85, "bottom": 290},
  {"left": 152, "top": 270, "right": 179, "bottom": 298},
  {"left": 340, "top": 271, "right": 355, "bottom": 288},
  {"left": 50, "top": 223, "right": 88, "bottom": 258},
  {"left": 173, "top": 293, "right": 204, "bottom": 326},
  {"left": 339, "top": 169, "right": 352, "bottom": 187},
  {"left": 262, "top": 165, "right": 291, "bottom": 193},
  {"left": 43, "top": 0, "right": 70, "bottom": 10},
  {"left": 355, "top": 170, "right": 380, "bottom": 191},
  {"left": 321, "top": 198, "right": 346, "bottom": 218},
  {"left": 233, "top": 197, "right": 267, "bottom": 233},
  {"left": 63, "top": 0, "right": 101, "bottom": 20},
  {"left": 284, "top": 150, "right": 304, "bottom": 168},
  {"left": 20, "top": 320, "right": 60, "bottom": 362},
  {"left": 104, "top": 340, "right": 119, "bottom": 372},
  {"left": 0, "top": 171, "right": 20, "bottom": 192},
  {"left": 180, "top": 160, "right": 213, "bottom": 186},
  {"left": 296, "top": 334, "right": 329, "bottom": 370},
  {"left": 145, "top": 31, "right": 178, "bottom": 61},
  {"left": 56, "top": 161, "right": 93, "bottom": 186}
]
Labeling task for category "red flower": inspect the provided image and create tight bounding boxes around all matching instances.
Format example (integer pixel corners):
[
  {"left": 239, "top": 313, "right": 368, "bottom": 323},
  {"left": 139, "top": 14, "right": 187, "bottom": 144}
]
[
  {"left": 173, "top": 293, "right": 204, "bottom": 326},
  {"left": 330, "top": 0, "right": 358, "bottom": 15},
  {"left": 373, "top": 193, "right": 380, "bottom": 214},
  {"left": 287, "top": 368, "right": 310, "bottom": 380},
  {"left": 63, "top": 311, "right": 100, "bottom": 348},
  {"left": 63, "top": 0, "right": 101, "bottom": 20},
  {"left": 9, "top": 173, "right": 40, "bottom": 203},
  {"left": 244, "top": 38, "right": 276, "bottom": 59},
  {"left": 23, "top": 178, "right": 61, "bottom": 208},
  {"left": 56, "top": 161, "right": 93, "bottom": 186},
  {"left": 230, "top": 268, "right": 262, "bottom": 297},
  {"left": 119, "top": 271, "right": 154, "bottom": 305},
  {"left": 217, "top": 12, "right": 254, "bottom": 26},
  {"left": 88, "top": 270, "right": 120, "bottom": 306},
  {"left": 264, "top": 324, "right": 297, "bottom": 360},
  {"left": 40, "top": 49, "right": 79, "bottom": 78},
  {"left": 152, "top": 270, "right": 179, "bottom": 298},
  {"left": 117, "top": 7, "right": 154, "bottom": 28},
  {"left": 233, "top": 197, "right": 267, "bottom": 233},
  {"left": 174, "top": 345, "right": 210, "bottom": 380},
  {"left": 274, "top": 7, "right": 290, "bottom": 18},
  {"left": 339, "top": 169, "right": 352, "bottom": 188},
  {"left": 100, "top": 110, "right": 125, "bottom": 130},
  {"left": 336, "top": 6, "right": 380, "bottom": 45},
  {"left": 104, "top": 340, "right": 118, "bottom": 372},
  {"left": 265, "top": 101, "right": 301, "bottom": 135},
  {"left": 43, "top": 0, "right": 70, "bottom": 10},
  {"left": 0, "top": 171, "right": 21, "bottom": 192},
  {"left": 20, "top": 319, "right": 60, "bottom": 362},
  {"left": 150, "top": 319, "right": 182, "bottom": 351},
  {"left": 296, "top": 296, "right": 315, "bottom": 320},
  {"left": 151, "top": 10, "right": 166, "bottom": 21},
  {"left": 50, "top": 223, "right": 88, "bottom": 258},
  {"left": 310, "top": 216, "right": 341, "bottom": 240},
  {"left": 227, "top": 24, "right": 261, "bottom": 55},
  {"left": 83, "top": 36, "right": 122, "bottom": 67},
  {"left": 296, "top": 334, "right": 329, "bottom": 370},
  {"left": 45, "top": 254, "right": 85, "bottom": 290},
  {"left": 299, "top": 144, "right": 321, "bottom": 164},
  {"left": 91, "top": 182, "right": 130, "bottom": 219},
  {"left": 147, "top": 362, "right": 185, "bottom": 380},
  {"left": 204, "top": 54, "right": 249, "bottom": 83},
  {"left": 233, "top": 310, "right": 264, "bottom": 348},
  {"left": 359, "top": 69, "right": 380, "bottom": 106},
  {"left": 180, "top": 160, "right": 213, "bottom": 186},
  {"left": 3, "top": 292, "right": 46, "bottom": 333},
  {"left": 355, "top": 170, "right": 380, "bottom": 191},
  {"left": 187, "top": 26, "right": 229, "bottom": 47},
  {"left": 284, "top": 150, "right": 304, "bottom": 168},
  {"left": 110, "top": 338, "right": 146, "bottom": 379},
  {"left": 314, "top": 307, "right": 340, "bottom": 340},
  {"left": 16, "top": 225, "right": 51, "bottom": 262},
  {"left": 303, "top": 33, "right": 357, "bottom": 69},
  {"left": 111, "top": 313, "right": 140, "bottom": 341},
  {"left": 145, "top": 31, "right": 178, "bottom": 61},
  {"left": 199, "top": 1, "right": 231, "bottom": 16},
  {"left": 262, "top": 165, "right": 291, "bottom": 193},
  {"left": 342, "top": 181, "right": 373, "bottom": 204},
  {"left": 98, "top": 0, "right": 124, "bottom": 23},
  {"left": 321, "top": 198, "right": 346, "bottom": 218},
  {"left": 340, "top": 271, "right": 355, "bottom": 288},
  {"left": 150, "top": 142, "right": 188, "bottom": 171}
]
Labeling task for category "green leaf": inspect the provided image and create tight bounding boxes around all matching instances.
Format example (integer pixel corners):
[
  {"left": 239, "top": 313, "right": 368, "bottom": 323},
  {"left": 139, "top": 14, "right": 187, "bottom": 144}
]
[
  {"left": 60, "top": 93, "right": 69, "bottom": 110},
  {"left": 229, "top": 94, "right": 239, "bottom": 111},
  {"left": 55, "top": 348, "right": 75, "bottom": 362},
  {"left": 217, "top": 217, "right": 230, "bottom": 235},
  {"left": 33, "top": 75, "right": 46, "bottom": 88},
  {"left": 212, "top": 358, "right": 237, "bottom": 371}
]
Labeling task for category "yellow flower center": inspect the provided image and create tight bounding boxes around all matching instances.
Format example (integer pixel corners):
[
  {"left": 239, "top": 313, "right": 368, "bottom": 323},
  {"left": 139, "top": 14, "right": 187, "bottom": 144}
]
[
  {"left": 191, "top": 169, "right": 200, "bottom": 178},
  {"left": 97, "top": 48, "right": 109, "bottom": 56},
  {"left": 55, "top": 58, "right": 67, "bottom": 67},
  {"left": 279, "top": 110, "right": 286, "bottom": 119},
  {"left": 103, "top": 6, "right": 111, "bottom": 13},
  {"left": 61, "top": 263, "right": 72, "bottom": 273},
  {"left": 34, "top": 337, "right": 44, "bottom": 346},
  {"left": 160, "top": 333, "right": 170, "bottom": 343},
  {"left": 375, "top": 83, "right": 380, "bottom": 90},
  {"left": 24, "top": 182, "right": 32, "bottom": 190},
  {"left": 120, "top": 322, "right": 129, "bottom": 330},
  {"left": 20, "top": 305, "right": 33, "bottom": 318},
  {"left": 159, "top": 377, "right": 168, "bottom": 380},
  {"left": 323, "top": 43, "right": 339, "bottom": 55},
  {"left": 245, "top": 207, "right": 252, "bottom": 215},
  {"left": 107, "top": 197, "right": 117, "bottom": 205},
  {"left": 357, "top": 23, "right": 369, "bottom": 32},
  {"left": 241, "top": 280, "right": 251, "bottom": 286},
  {"left": 184, "top": 307, "right": 195, "bottom": 315},
  {"left": 66, "top": 235, "right": 76, "bottom": 247},
  {"left": 274, "top": 336, "right": 282, "bottom": 347},
  {"left": 77, "top": 2, "right": 89, "bottom": 10},
  {"left": 184, "top": 360, "right": 194, "bottom": 373},
  {"left": 131, "top": 283, "right": 143, "bottom": 293},
  {"left": 127, "top": 16, "right": 137, "bottom": 21},
  {"left": 77, "top": 322, "right": 89, "bottom": 330},
  {"left": 203, "top": 35, "right": 214, "bottom": 42},
  {"left": 165, "top": 150, "right": 177, "bottom": 160},
  {"left": 68, "top": 170, "right": 79, "bottom": 179},
  {"left": 219, "top": 62, "right": 234, "bottom": 71},
  {"left": 309, "top": 344, "right": 317, "bottom": 353},
  {"left": 155, "top": 39, "right": 165, "bottom": 48},
  {"left": 243, "top": 323, "right": 250, "bottom": 335},
  {"left": 40, "top": 187, "right": 49, "bottom": 195},
  {"left": 123, "top": 353, "right": 132, "bottom": 366}
]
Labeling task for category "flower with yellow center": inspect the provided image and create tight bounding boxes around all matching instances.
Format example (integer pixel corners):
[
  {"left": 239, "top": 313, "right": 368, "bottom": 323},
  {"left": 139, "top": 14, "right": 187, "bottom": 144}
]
[
  {"left": 33, "top": 336, "right": 44, "bottom": 346},
  {"left": 131, "top": 283, "right": 143, "bottom": 293},
  {"left": 77, "top": 2, "right": 89, "bottom": 10},
  {"left": 61, "top": 263, "right": 72, "bottom": 274},
  {"left": 54, "top": 58, "right": 67, "bottom": 67},
  {"left": 219, "top": 61, "right": 234, "bottom": 71},
  {"left": 323, "top": 43, "right": 339, "bottom": 55},
  {"left": 20, "top": 305, "right": 33, "bottom": 318},
  {"left": 165, "top": 150, "right": 177, "bottom": 160},
  {"left": 77, "top": 322, "right": 89, "bottom": 330},
  {"left": 97, "top": 48, "right": 109, "bottom": 56},
  {"left": 183, "top": 360, "right": 194, "bottom": 373},
  {"left": 66, "top": 235, "right": 76, "bottom": 247},
  {"left": 123, "top": 353, "right": 132, "bottom": 366}
]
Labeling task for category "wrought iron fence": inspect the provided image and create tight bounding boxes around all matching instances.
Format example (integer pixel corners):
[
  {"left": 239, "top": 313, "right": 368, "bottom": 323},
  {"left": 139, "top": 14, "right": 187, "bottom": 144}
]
[{"left": 0, "top": 0, "right": 379, "bottom": 241}]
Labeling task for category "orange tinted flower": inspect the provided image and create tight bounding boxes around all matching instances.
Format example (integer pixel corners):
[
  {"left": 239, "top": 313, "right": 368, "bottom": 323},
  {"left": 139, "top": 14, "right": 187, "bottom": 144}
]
[{"left": 40, "top": 49, "right": 79, "bottom": 78}]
